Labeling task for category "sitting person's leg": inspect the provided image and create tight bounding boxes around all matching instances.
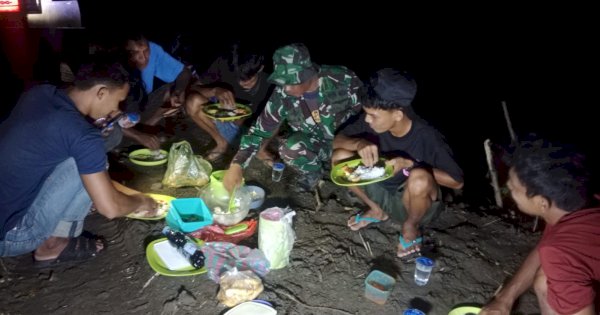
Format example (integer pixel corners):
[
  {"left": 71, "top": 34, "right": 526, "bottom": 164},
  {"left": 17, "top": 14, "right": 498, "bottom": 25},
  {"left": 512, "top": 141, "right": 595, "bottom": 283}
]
[
  {"left": 142, "top": 84, "right": 173, "bottom": 126},
  {"left": 397, "top": 168, "right": 442, "bottom": 257},
  {"left": 0, "top": 158, "right": 104, "bottom": 260},
  {"left": 185, "top": 91, "right": 229, "bottom": 160}
]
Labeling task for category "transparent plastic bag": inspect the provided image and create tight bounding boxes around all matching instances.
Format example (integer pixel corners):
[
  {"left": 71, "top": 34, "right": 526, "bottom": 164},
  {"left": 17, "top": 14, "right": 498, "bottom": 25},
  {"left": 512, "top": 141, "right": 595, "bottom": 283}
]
[
  {"left": 217, "top": 268, "right": 264, "bottom": 307},
  {"left": 162, "top": 141, "right": 212, "bottom": 188},
  {"left": 258, "top": 207, "right": 296, "bottom": 269}
]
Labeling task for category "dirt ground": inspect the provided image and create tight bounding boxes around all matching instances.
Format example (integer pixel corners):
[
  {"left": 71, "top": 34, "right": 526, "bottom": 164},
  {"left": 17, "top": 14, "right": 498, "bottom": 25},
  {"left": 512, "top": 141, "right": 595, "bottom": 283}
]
[{"left": 0, "top": 114, "right": 542, "bottom": 315}]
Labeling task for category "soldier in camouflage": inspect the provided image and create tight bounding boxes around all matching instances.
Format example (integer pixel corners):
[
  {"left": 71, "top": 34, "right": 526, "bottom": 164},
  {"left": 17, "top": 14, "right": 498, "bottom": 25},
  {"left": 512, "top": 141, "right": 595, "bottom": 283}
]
[{"left": 223, "top": 43, "right": 364, "bottom": 192}]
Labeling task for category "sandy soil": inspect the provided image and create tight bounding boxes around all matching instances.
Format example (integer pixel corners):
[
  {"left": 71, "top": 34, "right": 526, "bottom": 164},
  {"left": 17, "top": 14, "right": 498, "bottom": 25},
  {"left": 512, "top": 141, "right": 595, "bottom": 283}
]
[{"left": 0, "top": 114, "right": 542, "bottom": 315}]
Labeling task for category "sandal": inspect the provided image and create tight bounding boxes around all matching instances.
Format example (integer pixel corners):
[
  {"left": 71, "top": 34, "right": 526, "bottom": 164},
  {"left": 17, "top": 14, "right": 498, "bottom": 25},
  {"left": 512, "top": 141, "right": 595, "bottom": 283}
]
[
  {"left": 34, "top": 232, "right": 106, "bottom": 268},
  {"left": 347, "top": 209, "right": 389, "bottom": 231},
  {"left": 397, "top": 235, "right": 423, "bottom": 260}
]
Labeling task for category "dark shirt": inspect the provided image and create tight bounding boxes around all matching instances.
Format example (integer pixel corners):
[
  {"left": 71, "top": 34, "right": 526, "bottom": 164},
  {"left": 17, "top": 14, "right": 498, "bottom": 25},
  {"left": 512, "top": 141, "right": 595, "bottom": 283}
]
[
  {"left": 341, "top": 112, "right": 463, "bottom": 190},
  {"left": 0, "top": 85, "right": 106, "bottom": 238}
]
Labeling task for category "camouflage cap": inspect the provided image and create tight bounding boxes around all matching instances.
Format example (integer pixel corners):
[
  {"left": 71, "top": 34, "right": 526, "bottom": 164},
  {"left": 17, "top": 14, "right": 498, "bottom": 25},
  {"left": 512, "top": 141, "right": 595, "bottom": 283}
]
[{"left": 268, "top": 43, "right": 318, "bottom": 86}]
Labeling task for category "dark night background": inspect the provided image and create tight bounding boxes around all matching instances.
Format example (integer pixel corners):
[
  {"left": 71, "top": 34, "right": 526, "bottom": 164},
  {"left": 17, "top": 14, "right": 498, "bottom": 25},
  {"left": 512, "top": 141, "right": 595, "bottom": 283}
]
[{"left": 2, "top": 2, "right": 598, "bottom": 203}]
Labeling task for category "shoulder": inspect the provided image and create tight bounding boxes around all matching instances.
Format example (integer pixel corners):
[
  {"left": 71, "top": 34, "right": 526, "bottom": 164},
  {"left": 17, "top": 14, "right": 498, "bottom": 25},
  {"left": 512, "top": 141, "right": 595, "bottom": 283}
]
[
  {"left": 319, "top": 65, "right": 359, "bottom": 81},
  {"left": 148, "top": 41, "right": 165, "bottom": 55}
]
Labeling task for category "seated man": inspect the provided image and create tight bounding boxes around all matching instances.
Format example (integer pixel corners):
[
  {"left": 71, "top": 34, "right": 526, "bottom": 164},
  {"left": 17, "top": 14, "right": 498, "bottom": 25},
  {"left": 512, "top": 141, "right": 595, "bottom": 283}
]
[
  {"left": 481, "top": 140, "right": 600, "bottom": 315},
  {"left": 332, "top": 68, "right": 464, "bottom": 258},
  {"left": 118, "top": 32, "right": 193, "bottom": 149},
  {"left": 0, "top": 58, "right": 157, "bottom": 266},
  {"left": 223, "top": 43, "right": 363, "bottom": 192},
  {"left": 185, "top": 42, "right": 275, "bottom": 163}
]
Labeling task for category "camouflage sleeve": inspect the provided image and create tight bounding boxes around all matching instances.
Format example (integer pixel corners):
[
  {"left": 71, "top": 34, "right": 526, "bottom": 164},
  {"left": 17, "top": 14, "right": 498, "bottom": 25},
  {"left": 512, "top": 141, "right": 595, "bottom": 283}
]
[
  {"left": 231, "top": 89, "right": 286, "bottom": 168},
  {"left": 348, "top": 68, "right": 364, "bottom": 115}
]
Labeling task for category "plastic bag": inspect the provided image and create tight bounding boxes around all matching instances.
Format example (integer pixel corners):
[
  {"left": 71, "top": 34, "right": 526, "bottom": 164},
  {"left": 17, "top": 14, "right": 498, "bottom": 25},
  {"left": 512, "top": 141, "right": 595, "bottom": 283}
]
[
  {"left": 202, "top": 242, "right": 270, "bottom": 283},
  {"left": 258, "top": 207, "right": 296, "bottom": 269},
  {"left": 162, "top": 141, "right": 212, "bottom": 188},
  {"left": 217, "top": 268, "right": 264, "bottom": 307}
]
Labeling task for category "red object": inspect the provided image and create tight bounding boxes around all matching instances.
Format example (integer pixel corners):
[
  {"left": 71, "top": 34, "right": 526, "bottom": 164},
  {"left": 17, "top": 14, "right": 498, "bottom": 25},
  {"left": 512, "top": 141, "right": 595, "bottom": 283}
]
[
  {"left": 538, "top": 208, "right": 600, "bottom": 314},
  {"left": 0, "top": 0, "right": 20, "bottom": 12},
  {"left": 189, "top": 219, "right": 257, "bottom": 244}
]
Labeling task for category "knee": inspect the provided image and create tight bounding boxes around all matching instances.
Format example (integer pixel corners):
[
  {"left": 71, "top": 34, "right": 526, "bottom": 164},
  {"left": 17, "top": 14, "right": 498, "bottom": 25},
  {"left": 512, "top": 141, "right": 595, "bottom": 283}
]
[
  {"left": 406, "top": 168, "right": 435, "bottom": 195},
  {"left": 185, "top": 92, "right": 208, "bottom": 113},
  {"left": 331, "top": 149, "right": 354, "bottom": 166}
]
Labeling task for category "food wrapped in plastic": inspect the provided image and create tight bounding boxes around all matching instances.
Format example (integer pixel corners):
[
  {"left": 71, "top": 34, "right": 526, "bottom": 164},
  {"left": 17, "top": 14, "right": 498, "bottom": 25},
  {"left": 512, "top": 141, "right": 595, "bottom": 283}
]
[
  {"left": 162, "top": 141, "right": 212, "bottom": 188},
  {"left": 217, "top": 268, "right": 264, "bottom": 307}
]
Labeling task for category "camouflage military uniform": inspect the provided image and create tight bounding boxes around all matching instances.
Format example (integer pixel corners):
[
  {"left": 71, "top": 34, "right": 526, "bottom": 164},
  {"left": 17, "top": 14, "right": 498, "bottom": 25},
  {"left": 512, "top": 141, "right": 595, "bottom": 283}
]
[{"left": 231, "top": 44, "right": 363, "bottom": 174}]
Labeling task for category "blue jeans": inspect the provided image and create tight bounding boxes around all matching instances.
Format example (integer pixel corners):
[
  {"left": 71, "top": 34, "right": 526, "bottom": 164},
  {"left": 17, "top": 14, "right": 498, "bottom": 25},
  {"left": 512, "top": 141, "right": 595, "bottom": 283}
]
[
  {"left": 215, "top": 121, "right": 240, "bottom": 144},
  {"left": 0, "top": 158, "right": 92, "bottom": 257}
]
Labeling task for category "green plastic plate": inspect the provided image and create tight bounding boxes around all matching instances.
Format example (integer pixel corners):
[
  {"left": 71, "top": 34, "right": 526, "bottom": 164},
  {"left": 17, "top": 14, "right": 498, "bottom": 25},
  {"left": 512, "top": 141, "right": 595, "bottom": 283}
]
[
  {"left": 145, "top": 237, "right": 207, "bottom": 277},
  {"left": 128, "top": 149, "right": 168, "bottom": 166},
  {"left": 331, "top": 159, "right": 393, "bottom": 186},
  {"left": 203, "top": 103, "right": 252, "bottom": 122}
]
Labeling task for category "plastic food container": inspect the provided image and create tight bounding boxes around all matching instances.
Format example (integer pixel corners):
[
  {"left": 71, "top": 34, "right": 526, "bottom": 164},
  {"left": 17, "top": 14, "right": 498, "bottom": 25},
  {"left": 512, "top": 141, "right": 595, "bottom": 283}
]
[
  {"left": 166, "top": 198, "right": 213, "bottom": 232},
  {"left": 365, "top": 270, "right": 396, "bottom": 305}
]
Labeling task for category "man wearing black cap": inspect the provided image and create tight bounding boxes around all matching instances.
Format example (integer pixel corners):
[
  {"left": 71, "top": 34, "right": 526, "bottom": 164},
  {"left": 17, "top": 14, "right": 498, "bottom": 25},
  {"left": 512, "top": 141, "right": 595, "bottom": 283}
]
[
  {"left": 223, "top": 43, "right": 363, "bottom": 192},
  {"left": 332, "top": 68, "right": 463, "bottom": 258}
]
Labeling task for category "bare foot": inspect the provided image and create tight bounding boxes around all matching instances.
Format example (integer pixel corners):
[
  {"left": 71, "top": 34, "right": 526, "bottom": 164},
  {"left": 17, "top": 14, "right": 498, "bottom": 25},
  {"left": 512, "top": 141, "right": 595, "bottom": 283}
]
[
  {"left": 397, "top": 223, "right": 422, "bottom": 258},
  {"left": 206, "top": 144, "right": 227, "bottom": 162},
  {"left": 347, "top": 209, "right": 389, "bottom": 231}
]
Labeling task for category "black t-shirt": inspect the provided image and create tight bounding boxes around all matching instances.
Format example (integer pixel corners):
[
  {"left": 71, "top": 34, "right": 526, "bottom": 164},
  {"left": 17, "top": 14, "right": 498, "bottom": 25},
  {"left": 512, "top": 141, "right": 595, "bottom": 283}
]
[{"left": 341, "top": 112, "right": 463, "bottom": 190}]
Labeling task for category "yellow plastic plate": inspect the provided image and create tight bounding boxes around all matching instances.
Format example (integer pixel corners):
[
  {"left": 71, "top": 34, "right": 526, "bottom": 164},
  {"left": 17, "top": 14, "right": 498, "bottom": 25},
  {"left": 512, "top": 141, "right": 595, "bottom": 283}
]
[
  {"left": 448, "top": 306, "right": 481, "bottom": 315},
  {"left": 128, "top": 149, "right": 168, "bottom": 166},
  {"left": 145, "top": 237, "right": 207, "bottom": 276},
  {"left": 203, "top": 103, "right": 252, "bottom": 122},
  {"left": 331, "top": 159, "right": 393, "bottom": 186},
  {"left": 127, "top": 193, "right": 175, "bottom": 220}
]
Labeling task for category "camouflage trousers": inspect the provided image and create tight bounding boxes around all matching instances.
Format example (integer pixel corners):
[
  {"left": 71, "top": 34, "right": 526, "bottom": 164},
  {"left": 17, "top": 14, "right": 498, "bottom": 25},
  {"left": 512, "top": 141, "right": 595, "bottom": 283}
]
[{"left": 279, "top": 132, "right": 332, "bottom": 174}]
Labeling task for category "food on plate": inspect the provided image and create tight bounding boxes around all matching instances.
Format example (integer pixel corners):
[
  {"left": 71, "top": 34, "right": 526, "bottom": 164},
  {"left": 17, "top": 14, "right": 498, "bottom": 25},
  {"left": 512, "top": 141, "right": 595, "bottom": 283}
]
[
  {"left": 204, "top": 105, "right": 250, "bottom": 118},
  {"left": 130, "top": 199, "right": 169, "bottom": 218},
  {"left": 341, "top": 164, "right": 386, "bottom": 182},
  {"left": 131, "top": 152, "right": 167, "bottom": 161}
]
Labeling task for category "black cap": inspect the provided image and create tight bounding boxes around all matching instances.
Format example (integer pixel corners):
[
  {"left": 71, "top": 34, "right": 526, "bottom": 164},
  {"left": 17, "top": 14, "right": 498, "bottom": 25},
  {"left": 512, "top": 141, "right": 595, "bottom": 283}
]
[{"left": 370, "top": 68, "right": 417, "bottom": 107}]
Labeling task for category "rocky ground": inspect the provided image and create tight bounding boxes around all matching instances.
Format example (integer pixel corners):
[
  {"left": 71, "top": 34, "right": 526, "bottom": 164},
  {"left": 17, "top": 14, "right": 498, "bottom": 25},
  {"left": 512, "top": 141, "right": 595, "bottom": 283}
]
[{"left": 0, "top": 114, "right": 542, "bottom": 315}]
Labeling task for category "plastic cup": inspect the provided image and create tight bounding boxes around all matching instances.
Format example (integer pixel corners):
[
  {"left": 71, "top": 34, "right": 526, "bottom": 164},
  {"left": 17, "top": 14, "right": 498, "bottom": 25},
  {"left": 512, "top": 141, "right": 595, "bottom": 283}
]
[
  {"left": 414, "top": 257, "right": 434, "bottom": 286},
  {"left": 272, "top": 162, "right": 285, "bottom": 182}
]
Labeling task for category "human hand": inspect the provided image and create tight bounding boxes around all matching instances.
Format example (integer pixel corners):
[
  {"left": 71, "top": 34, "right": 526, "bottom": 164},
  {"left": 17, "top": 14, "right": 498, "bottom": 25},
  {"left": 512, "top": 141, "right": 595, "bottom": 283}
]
[
  {"left": 356, "top": 139, "right": 379, "bottom": 167},
  {"left": 479, "top": 299, "right": 512, "bottom": 315},
  {"left": 386, "top": 157, "right": 414, "bottom": 176},
  {"left": 169, "top": 91, "right": 185, "bottom": 108},
  {"left": 223, "top": 164, "right": 243, "bottom": 194},
  {"left": 132, "top": 194, "right": 158, "bottom": 217},
  {"left": 136, "top": 133, "right": 161, "bottom": 150},
  {"left": 214, "top": 87, "right": 235, "bottom": 108}
]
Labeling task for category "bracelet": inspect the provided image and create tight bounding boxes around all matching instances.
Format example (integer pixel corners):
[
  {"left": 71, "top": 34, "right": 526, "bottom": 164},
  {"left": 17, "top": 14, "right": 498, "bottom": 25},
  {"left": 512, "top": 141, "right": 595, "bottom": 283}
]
[{"left": 402, "top": 168, "right": 410, "bottom": 177}]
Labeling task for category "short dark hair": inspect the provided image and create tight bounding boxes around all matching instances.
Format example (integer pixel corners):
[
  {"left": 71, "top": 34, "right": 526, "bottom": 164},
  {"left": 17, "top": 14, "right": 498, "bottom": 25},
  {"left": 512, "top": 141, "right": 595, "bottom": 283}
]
[
  {"left": 229, "top": 42, "right": 265, "bottom": 81},
  {"left": 74, "top": 57, "right": 130, "bottom": 90},
  {"left": 510, "top": 138, "right": 592, "bottom": 212}
]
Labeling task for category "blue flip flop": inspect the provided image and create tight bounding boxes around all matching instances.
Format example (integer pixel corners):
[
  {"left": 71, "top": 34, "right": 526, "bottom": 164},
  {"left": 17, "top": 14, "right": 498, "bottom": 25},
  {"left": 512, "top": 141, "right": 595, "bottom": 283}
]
[
  {"left": 355, "top": 213, "right": 383, "bottom": 224},
  {"left": 398, "top": 235, "right": 423, "bottom": 259}
]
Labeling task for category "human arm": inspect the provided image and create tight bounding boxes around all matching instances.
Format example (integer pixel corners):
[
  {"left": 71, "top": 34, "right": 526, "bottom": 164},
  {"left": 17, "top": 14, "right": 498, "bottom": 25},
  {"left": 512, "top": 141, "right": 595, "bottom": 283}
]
[
  {"left": 186, "top": 85, "right": 236, "bottom": 108},
  {"left": 81, "top": 171, "right": 157, "bottom": 219},
  {"left": 122, "top": 128, "right": 161, "bottom": 150},
  {"left": 333, "top": 134, "right": 380, "bottom": 167},
  {"left": 480, "top": 249, "right": 541, "bottom": 315},
  {"left": 230, "top": 92, "right": 285, "bottom": 168},
  {"left": 169, "top": 66, "right": 192, "bottom": 107}
]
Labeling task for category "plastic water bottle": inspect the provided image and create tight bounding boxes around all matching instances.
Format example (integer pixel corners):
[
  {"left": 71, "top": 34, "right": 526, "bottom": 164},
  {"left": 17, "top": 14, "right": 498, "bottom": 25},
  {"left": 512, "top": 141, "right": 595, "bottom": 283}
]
[
  {"left": 162, "top": 226, "right": 205, "bottom": 269},
  {"left": 403, "top": 309, "right": 425, "bottom": 315},
  {"left": 117, "top": 112, "right": 140, "bottom": 128}
]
